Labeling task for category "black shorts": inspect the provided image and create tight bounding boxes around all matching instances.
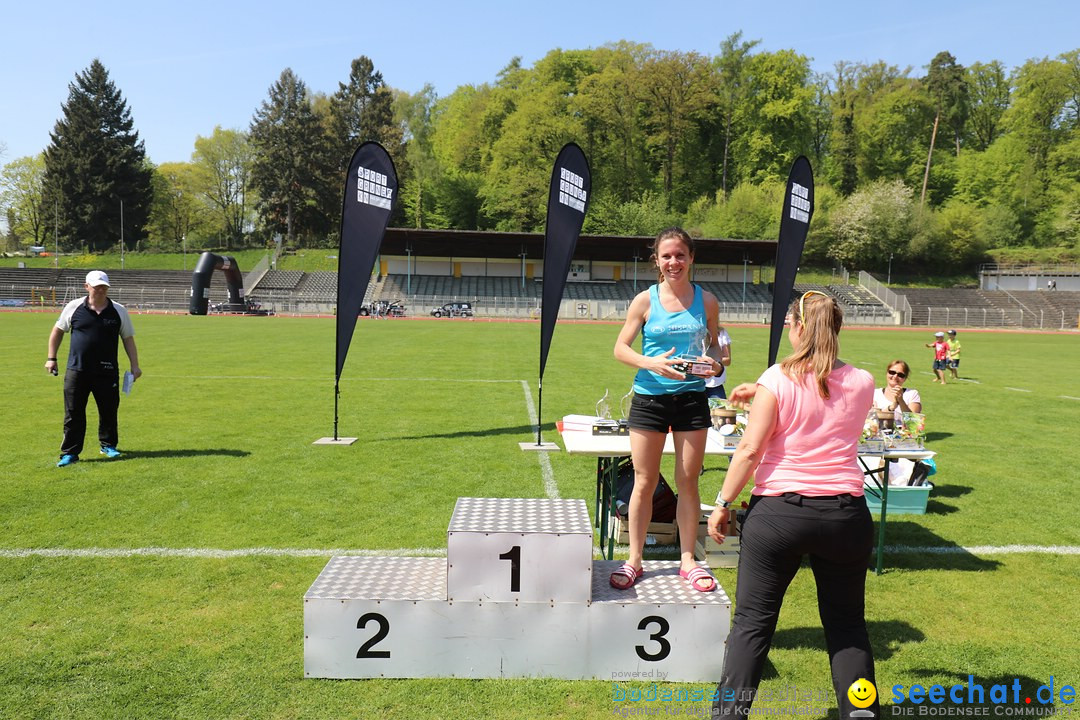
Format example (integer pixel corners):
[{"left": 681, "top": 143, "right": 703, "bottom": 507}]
[{"left": 628, "top": 391, "right": 710, "bottom": 433}]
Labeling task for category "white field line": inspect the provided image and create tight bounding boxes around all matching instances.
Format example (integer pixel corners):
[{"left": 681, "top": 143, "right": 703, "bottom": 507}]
[
  {"left": 520, "top": 380, "right": 560, "bottom": 499},
  {"left": 1060, "top": 395, "right": 1080, "bottom": 401},
  {"left": 1004, "top": 387, "right": 1032, "bottom": 393},
  {"left": 0, "top": 547, "right": 448, "bottom": 558},
  {"left": 151, "top": 375, "right": 522, "bottom": 383},
  {"left": 3, "top": 545, "right": 1080, "bottom": 560}
]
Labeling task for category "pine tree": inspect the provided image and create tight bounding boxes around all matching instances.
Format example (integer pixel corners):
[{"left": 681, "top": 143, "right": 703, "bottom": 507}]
[
  {"left": 249, "top": 68, "right": 334, "bottom": 246},
  {"left": 42, "top": 59, "right": 153, "bottom": 252},
  {"left": 329, "top": 57, "right": 402, "bottom": 170}
]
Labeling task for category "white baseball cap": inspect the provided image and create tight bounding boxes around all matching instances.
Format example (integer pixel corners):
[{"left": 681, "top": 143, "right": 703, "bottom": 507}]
[
  {"left": 85, "top": 270, "right": 111, "bottom": 287},
  {"left": 934, "top": 331, "right": 944, "bottom": 337}
]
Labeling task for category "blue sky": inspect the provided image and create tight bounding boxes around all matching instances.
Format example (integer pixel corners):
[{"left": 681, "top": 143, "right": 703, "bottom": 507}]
[{"left": 2, "top": 0, "right": 1077, "bottom": 166}]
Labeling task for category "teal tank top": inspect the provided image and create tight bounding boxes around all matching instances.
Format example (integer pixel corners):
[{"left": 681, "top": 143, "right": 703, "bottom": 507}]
[{"left": 633, "top": 284, "right": 708, "bottom": 395}]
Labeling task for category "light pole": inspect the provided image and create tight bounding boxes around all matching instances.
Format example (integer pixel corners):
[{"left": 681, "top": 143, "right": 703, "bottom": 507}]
[
  {"left": 406, "top": 243, "right": 413, "bottom": 296},
  {"left": 887, "top": 253, "right": 893, "bottom": 285},
  {"left": 632, "top": 252, "right": 640, "bottom": 294},
  {"left": 119, "top": 198, "right": 125, "bottom": 270},
  {"left": 182, "top": 234, "right": 187, "bottom": 271},
  {"left": 742, "top": 252, "right": 749, "bottom": 303}
]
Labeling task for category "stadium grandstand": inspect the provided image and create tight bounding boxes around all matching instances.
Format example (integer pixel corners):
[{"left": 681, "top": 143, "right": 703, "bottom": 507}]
[{"left": 2, "top": 231, "right": 1078, "bottom": 329}]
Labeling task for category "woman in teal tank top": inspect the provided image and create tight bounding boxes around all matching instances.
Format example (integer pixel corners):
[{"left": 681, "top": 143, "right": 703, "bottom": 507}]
[{"left": 612, "top": 228, "right": 724, "bottom": 593}]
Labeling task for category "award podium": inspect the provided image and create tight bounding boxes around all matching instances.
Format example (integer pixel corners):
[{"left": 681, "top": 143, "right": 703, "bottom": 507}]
[{"left": 304, "top": 497, "right": 731, "bottom": 681}]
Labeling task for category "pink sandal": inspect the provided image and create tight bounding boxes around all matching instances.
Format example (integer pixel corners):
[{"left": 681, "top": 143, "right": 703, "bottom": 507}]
[
  {"left": 680, "top": 565, "right": 717, "bottom": 593},
  {"left": 609, "top": 563, "right": 643, "bottom": 589}
]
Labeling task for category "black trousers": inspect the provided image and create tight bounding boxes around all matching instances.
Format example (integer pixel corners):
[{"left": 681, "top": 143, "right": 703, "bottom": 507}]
[
  {"left": 713, "top": 493, "right": 879, "bottom": 718},
  {"left": 61, "top": 369, "right": 120, "bottom": 456}
]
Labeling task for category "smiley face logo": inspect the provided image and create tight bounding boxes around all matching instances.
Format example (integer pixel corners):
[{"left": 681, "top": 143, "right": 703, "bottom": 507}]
[{"left": 848, "top": 678, "right": 877, "bottom": 709}]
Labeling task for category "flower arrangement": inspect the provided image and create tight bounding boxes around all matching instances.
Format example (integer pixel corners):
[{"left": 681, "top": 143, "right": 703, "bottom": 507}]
[
  {"left": 858, "top": 410, "right": 885, "bottom": 453},
  {"left": 892, "top": 412, "right": 926, "bottom": 449},
  {"left": 860, "top": 410, "right": 926, "bottom": 451},
  {"left": 710, "top": 398, "right": 747, "bottom": 446}
]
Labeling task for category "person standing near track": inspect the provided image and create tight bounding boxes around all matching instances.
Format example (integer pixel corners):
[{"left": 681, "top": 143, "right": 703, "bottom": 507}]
[
  {"left": 946, "top": 329, "right": 961, "bottom": 380},
  {"left": 706, "top": 290, "right": 878, "bottom": 719},
  {"left": 45, "top": 271, "right": 142, "bottom": 467},
  {"left": 926, "top": 331, "right": 950, "bottom": 384},
  {"left": 611, "top": 227, "right": 724, "bottom": 594}
]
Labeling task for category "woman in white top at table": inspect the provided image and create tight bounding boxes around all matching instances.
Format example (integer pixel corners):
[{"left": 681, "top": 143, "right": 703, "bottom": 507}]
[
  {"left": 704, "top": 326, "right": 732, "bottom": 399},
  {"left": 873, "top": 359, "right": 922, "bottom": 424}
]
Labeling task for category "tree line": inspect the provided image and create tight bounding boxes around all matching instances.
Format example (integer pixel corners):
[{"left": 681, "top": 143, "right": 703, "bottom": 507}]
[{"left": 3, "top": 36, "right": 1079, "bottom": 275}]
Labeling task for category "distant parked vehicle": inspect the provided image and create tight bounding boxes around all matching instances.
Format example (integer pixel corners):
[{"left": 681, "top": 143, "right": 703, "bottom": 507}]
[
  {"left": 430, "top": 302, "right": 474, "bottom": 318},
  {"left": 209, "top": 299, "right": 273, "bottom": 316},
  {"left": 359, "top": 299, "right": 407, "bottom": 317}
]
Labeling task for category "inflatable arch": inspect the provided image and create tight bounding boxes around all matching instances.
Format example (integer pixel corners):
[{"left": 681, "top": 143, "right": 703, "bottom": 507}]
[{"left": 189, "top": 251, "right": 245, "bottom": 315}]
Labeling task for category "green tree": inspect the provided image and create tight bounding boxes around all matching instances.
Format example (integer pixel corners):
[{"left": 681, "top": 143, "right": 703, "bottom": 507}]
[
  {"left": 576, "top": 42, "right": 651, "bottom": 203},
  {"left": 1003, "top": 57, "right": 1072, "bottom": 171},
  {"left": 827, "top": 178, "right": 918, "bottom": 267},
  {"left": 733, "top": 49, "right": 815, "bottom": 186},
  {"left": 913, "top": 200, "right": 988, "bottom": 267},
  {"left": 638, "top": 49, "right": 714, "bottom": 208},
  {"left": 192, "top": 126, "right": 253, "bottom": 248},
  {"left": 42, "top": 59, "right": 153, "bottom": 252},
  {"left": 429, "top": 84, "right": 492, "bottom": 229},
  {"left": 0, "top": 154, "right": 47, "bottom": 247},
  {"left": 921, "top": 51, "right": 968, "bottom": 206},
  {"left": 249, "top": 68, "right": 334, "bottom": 246},
  {"left": 1060, "top": 49, "right": 1080, "bottom": 128},
  {"left": 966, "top": 60, "right": 1010, "bottom": 151},
  {"left": 580, "top": 190, "right": 680, "bottom": 236},
  {"left": 828, "top": 62, "right": 859, "bottom": 196},
  {"left": 148, "top": 162, "right": 210, "bottom": 251},
  {"left": 329, "top": 56, "right": 402, "bottom": 173},
  {"left": 979, "top": 203, "right": 1023, "bottom": 249},
  {"left": 479, "top": 50, "right": 591, "bottom": 230},
  {"left": 857, "top": 74, "right": 932, "bottom": 188},
  {"left": 713, "top": 32, "right": 760, "bottom": 196}
]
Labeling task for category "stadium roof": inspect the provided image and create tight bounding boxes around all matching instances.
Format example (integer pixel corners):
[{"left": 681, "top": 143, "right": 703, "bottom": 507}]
[{"left": 382, "top": 228, "right": 778, "bottom": 265}]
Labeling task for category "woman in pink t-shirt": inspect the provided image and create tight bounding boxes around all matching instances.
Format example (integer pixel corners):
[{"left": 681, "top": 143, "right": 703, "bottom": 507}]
[{"left": 706, "top": 291, "right": 878, "bottom": 719}]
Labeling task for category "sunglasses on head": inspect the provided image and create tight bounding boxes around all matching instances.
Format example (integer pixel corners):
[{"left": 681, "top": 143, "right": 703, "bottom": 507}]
[
  {"left": 887, "top": 369, "right": 907, "bottom": 379},
  {"left": 797, "top": 290, "right": 829, "bottom": 322}
]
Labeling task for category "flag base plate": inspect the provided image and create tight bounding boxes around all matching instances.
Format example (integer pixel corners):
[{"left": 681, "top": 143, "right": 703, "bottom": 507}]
[
  {"left": 313, "top": 437, "right": 358, "bottom": 445},
  {"left": 519, "top": 441, "right": 560, "bottom": 452}
]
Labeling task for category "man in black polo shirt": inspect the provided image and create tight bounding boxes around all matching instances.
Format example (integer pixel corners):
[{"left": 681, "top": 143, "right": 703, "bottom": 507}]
[{"left": 45, "top": 271, "right": 142, "bottom": 467}]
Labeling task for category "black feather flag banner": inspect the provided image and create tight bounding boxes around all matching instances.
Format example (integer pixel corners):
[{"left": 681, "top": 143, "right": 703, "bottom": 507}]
[
  {"left": 767, "top": 156, "right": 815, "bottom": 367},
  {"left": 536, "top": 143, "right": 591, "bottom": 444},
  {"left": 539, "top": 143, "right": 591, "bottom": 380},
  {"left": 332, "top": 141, "right": 397, "bottom": 439},
  {"left": 335, "top": 141, "right": 398, "bottom": 382}
]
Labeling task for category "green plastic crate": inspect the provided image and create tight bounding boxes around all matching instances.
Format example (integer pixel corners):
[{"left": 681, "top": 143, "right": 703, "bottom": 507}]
[{"left": 863, "top": 483, "right": 933, "bottom": 515}]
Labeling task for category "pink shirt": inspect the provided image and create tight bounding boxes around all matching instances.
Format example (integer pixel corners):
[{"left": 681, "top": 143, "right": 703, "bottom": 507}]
[{"left": 752, "top": 363, "right": 875, "bottom": 497}]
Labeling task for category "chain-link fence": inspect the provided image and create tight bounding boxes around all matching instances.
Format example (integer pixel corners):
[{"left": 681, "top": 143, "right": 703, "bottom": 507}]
[
  {"left": 3, "top": 281, "right": 1075, "bottom": 329},
  {"left": 924, "top": 306, "right": 1076, "bottom": 330}
]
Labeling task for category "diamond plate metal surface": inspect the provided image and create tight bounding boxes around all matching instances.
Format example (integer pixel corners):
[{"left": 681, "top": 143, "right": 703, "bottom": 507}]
[
  {"left": 448, "top": 497, "right": 591, "bottom": 534},
  {"left": 591, "top": 560, "right": 731, "bottom": 605},
  {"left": 304, "top": 556, "right": 446, "bottom": 601}
]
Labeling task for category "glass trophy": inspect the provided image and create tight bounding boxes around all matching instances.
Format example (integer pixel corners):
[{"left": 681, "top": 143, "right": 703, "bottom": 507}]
[
  {"left": 592, "top": 389, "right": 621, "bottom": 435},
  {"left": 674, "top": 327, "right": 713, "bottom": 377},
  {"left": 617, "top": 388, "right": 633, "bottom": 433},
  {"left": 595, "top": 389, "right": 612, "bottom": 420}
]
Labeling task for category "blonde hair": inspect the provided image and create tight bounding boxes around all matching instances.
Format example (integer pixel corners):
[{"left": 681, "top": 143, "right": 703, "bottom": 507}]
[{"left": 779, "top": 291, "right": 844, "bottom": 399}]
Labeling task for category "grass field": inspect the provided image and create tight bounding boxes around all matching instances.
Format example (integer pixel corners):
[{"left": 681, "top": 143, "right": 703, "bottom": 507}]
[{"left": 1, "top": 312, "right": 1078, "bottom": 719}]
